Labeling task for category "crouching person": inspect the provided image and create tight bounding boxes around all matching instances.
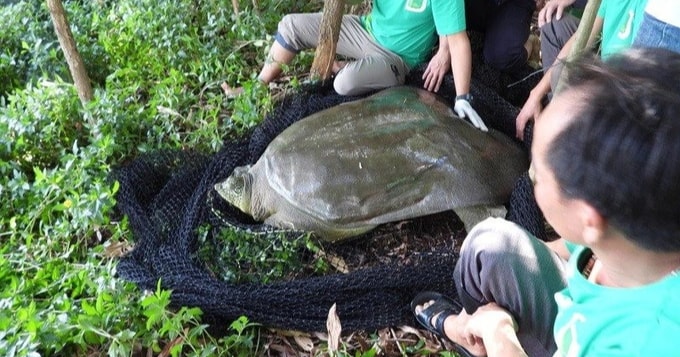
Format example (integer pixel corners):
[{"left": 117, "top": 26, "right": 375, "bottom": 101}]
[{"left": 412, "top": 47, "right": 680, "bottom": 357}]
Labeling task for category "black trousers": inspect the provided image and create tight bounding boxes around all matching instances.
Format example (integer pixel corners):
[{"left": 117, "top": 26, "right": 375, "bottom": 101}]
[{"left": 465, "top": 0, "right": 537, "bottom": 73}]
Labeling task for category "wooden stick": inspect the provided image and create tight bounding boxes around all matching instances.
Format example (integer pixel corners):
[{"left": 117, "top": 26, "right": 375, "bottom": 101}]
[
  {"left": 47, "top": 0, "right": 93, "bottom": 105},
  {"left": 310, "top": 0, "right": 345, "bottom": 83},
  {"left": 231, "top": 0, "right": 240, "bottom": 18},
  {"left": 554, "top": 0, "right": 602, "bottom": 94}
]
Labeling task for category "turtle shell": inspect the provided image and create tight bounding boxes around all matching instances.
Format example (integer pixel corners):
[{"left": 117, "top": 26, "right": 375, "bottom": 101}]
[{"left": 242, "top": 86, "right": 528, "bottom": 239}]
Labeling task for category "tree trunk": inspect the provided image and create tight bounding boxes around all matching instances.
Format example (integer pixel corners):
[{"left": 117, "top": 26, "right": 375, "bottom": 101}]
[
  {"left": 554, "top": 0, "right": 602, "bottom": 94},
  {"left": 310, "top": 0, "right": 346, "bottom": 83},
  {"left": 47, "top": 0, "right": 93, "bottom": 105}
]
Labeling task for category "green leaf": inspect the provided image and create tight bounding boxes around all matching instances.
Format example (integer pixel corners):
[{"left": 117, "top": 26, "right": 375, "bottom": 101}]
[{"left": 81, "top": 300, "right": 97, "bottom": 316}]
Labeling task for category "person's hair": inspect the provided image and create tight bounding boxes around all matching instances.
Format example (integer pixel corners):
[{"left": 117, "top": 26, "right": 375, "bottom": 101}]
[{"left": 548, "top": 47, "right": 680, "bottom": 251}]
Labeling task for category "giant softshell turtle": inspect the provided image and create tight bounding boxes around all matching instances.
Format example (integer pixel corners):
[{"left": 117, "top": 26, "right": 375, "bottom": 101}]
[{"left": 215, "top": 86, "right": 529, "bottom": 241}]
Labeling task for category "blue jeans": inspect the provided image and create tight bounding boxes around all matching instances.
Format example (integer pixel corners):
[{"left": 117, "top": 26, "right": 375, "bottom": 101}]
[{"left": 634, "top": 13, "right": 680, "bottom": 54}]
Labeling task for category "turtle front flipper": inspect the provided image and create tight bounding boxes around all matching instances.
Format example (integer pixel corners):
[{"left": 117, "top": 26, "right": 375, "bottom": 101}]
[
  {"left": 454, "top": 205, "right": 508, "bottom": 233},
  {"left": 214, "top": 165, "right": 254, "bottom": 216}
]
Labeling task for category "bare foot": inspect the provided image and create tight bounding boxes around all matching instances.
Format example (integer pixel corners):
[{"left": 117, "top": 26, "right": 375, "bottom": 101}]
[{"left": 332, "top": 61, "right": 347, "bottom": 74}]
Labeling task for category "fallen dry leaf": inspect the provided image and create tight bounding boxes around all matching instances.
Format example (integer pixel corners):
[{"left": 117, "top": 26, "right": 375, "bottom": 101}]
[
  {"left": 103, "top": 241, "right": 133, "bottom": 258},
  {"left": 326, "top": 303, "right": 342, "bottom": 353},
  {"left": 267, "top": 342, "right": 297, "bottom": 355},
  {"left": 158, "top": 328, "right": 186, "bottom": 357},
  {"left": 293, "top": 334, "right": 314, "bottom": 352},
  {"left": 397, "top": 325, "right": 422, "bottom": 336},
  {"left": 315, "top": 249, "right": 349, "bottom": 273}
]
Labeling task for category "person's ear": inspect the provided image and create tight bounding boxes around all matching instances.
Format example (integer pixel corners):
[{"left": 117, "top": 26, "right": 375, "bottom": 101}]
[{"left": 579, "top": 201, "right": 607, "bottom": 246}]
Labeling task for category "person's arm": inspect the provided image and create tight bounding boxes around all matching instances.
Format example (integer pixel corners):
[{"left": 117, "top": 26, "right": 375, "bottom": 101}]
[
  {"left": 446, "top": 32, "right": 488, "bottom": 131},
  {"left": 422, "top": 36, "right": 451, "bottom": 92},
  {"left": 515, "top": 67, "right": 552, "bottom": 139},
  {"left": 463, "top": 303, "right": 528, "bottom": 357},
  {"left": 515, "top": 16, "right": 603, "bottom": 139},
  {"left": 446, "top": 32, "right": 472, "bottom": 100}
]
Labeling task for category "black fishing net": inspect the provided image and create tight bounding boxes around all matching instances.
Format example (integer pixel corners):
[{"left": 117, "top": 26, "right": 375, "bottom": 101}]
[{"left": 112, "top": 33, "right": 545, "bottom": 334}]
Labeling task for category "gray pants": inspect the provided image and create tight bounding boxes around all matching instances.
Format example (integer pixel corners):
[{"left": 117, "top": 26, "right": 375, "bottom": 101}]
[
  {"left": 275, "top": 13, "right": 410, "bottom": 96},
  {"left": 539, "top": 14, "right": 580, "bottom": 90},
  {"left": 454, "top": 218, "right": 567, "bottom": 357}
]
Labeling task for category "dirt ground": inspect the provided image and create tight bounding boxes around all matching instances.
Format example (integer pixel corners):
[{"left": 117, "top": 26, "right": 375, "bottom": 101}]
[{"left": 263, "top": 212, "right": 468, "bottom": 356}]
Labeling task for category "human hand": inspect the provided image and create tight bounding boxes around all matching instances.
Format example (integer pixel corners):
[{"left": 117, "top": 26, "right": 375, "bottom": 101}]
[
  {"left": 538, "top": 0, "right": 577, "bottom": 27},
  {"left": 515, "top": 93, "right": 544, "bottom": 140},
  {"left": 422, "top": 51, "right": 451, "bottom": 92},
  {"left": 450, "top": 308, "right": 489, "bottom": 357},
  {"left": 455, "top": 98, "right": 488, "bottom": 132},
  {"left": 462, "top": 303, "right": 518, "bottom": 348}
]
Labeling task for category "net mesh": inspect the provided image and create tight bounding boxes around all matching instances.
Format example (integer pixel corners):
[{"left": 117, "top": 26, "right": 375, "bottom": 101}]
[{"left": 112, "top": 34, "right": 545, "bottom": 333}]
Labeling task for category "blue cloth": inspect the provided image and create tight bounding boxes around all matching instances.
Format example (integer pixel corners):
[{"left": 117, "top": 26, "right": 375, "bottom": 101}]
[{"left": 634, "top": 12, "right": 680, "bottom": 54}]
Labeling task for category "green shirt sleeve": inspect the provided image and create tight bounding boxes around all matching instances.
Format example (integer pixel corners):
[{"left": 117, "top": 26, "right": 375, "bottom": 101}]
[{"left": 432, "top": 0, "right": 466, "bottom": 35}]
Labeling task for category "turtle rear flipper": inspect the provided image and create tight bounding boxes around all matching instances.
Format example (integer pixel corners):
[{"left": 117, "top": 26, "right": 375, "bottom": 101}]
[{"left": 455, "top": 205, "right": 507, "bottom": 233}]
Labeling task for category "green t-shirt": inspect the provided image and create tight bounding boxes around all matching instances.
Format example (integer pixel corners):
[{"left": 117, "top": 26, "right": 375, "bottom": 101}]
[
  {"left": 362, "top": 0, "right": 466, "bottom": 68},
  {"left": 553, "top": 244, "right": 680, "bottom": 356},
  {"left": 597, "top": 0, "right": 648, "bottom": 58}
]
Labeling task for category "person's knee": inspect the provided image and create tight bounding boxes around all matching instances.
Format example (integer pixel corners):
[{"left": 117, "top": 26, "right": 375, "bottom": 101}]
[
  {"left": 455, "top": 218, "right": 527, "bottom": 310},
  {"left": 276, "top": 14, "right": 300, "bottom": 50},
  {"left": 484, "top": 46, "right": 526, "bottom": 72},
  {"left": 277, "top": 14, "right": 296, "bottom": 34},
  {"left": 540, "top": 18, "right": 559, "bottom": 44},
  {"left": 540, "top": 15, "right": 577, "bottom": 46},
  {"left": 333, "top": 77, "right": 364, "bottom": 96},
  {"left": 333, "top": 69, "right": 390, "bottom": 96},
  {"left": 461, "top": 218, "right": 521, "bottom": 260}
]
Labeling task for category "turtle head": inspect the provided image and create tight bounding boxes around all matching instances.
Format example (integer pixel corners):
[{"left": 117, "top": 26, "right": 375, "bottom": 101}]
[{"left": 214, "top": 165, "right": 254, "bottom": 215}]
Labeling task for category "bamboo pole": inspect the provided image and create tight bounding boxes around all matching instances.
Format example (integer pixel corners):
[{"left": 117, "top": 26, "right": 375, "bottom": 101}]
[
  {"left": 554, "top": 0, "right": 602, "bottom": 94},
  {"left": 310, "top": 0, "right": 346, "bottom": 83},
  {"left": 47, "top": 0, "right": 93, "bottom": 105}
]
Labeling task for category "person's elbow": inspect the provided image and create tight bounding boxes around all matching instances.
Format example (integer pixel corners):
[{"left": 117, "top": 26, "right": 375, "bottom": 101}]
[
  {"left": 445, "top": 31, "right": 471, "bottom": 54},
  {"left": 445, "top": 30, "right": 469, "bottom": 44}
]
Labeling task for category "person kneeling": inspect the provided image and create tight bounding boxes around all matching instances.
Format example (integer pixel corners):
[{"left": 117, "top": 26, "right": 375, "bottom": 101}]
[{"left": 412, "top": 47, "right": 680, "bottom": 357}]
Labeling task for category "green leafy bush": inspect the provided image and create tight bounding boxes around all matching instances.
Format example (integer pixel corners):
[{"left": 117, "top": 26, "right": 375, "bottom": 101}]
[
  {"left": 0, "top": 0, "right": 410, "bottom": 355},
  {"left": 1, "top": 79, "right": 85, "bottom": 172},
  {"left": 0, "top": 1, "right": 62, "bottom": 98},
  {"left": 196, "top": 225, "right": 328, "bottom": 284}
]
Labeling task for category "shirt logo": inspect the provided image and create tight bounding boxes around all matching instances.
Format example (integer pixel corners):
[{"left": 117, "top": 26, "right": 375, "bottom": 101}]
[
  {"left": 405, "top": 0, "right": 427, "bottom": 13},
  {"left": 555, "top": 313, "right": 586, "bottom": 357},
  {"left": 618, "top": 10, "right": 634, "bottom": 40}
]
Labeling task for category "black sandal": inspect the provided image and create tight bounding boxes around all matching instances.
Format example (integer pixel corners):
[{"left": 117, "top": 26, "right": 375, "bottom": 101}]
[{"left": 411, "top": 291, "right": 475, "bottom": 357}]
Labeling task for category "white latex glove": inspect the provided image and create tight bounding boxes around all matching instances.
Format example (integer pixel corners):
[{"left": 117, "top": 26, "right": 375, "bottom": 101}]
[{"left": 455, "top": 99, "right": 488, "bottom": 132}]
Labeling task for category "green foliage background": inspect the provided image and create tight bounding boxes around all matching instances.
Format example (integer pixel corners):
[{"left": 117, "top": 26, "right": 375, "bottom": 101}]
[{"left": 0, "top": 0, "right": 350, "bottom": 355}]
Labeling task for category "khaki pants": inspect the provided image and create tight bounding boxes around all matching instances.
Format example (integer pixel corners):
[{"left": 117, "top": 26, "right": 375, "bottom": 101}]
[{"left": 276, "top": 13, "right": 410, "bottom": 96}]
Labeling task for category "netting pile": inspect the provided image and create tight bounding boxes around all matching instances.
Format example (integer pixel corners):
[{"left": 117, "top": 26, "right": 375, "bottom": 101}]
[{"left": 112, "top": 34, "right": 545, "bottom": 334}]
